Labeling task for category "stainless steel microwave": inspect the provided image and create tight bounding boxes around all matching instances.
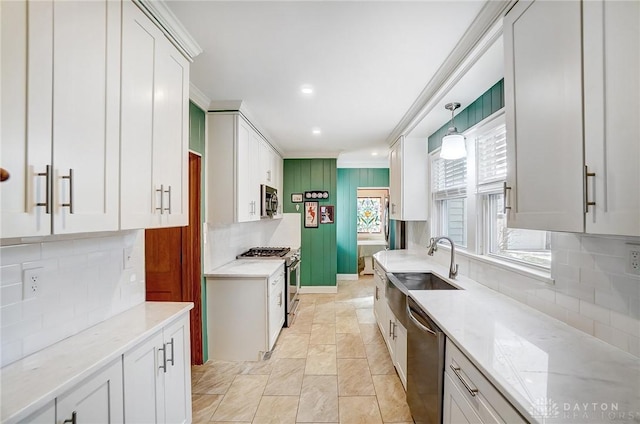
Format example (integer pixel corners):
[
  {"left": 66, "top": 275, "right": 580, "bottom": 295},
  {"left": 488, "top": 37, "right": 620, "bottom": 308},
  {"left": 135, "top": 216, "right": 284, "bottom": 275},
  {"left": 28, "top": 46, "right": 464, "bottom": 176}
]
[{"left": 261, "top": 185, "right": 278, "bottom": 218}]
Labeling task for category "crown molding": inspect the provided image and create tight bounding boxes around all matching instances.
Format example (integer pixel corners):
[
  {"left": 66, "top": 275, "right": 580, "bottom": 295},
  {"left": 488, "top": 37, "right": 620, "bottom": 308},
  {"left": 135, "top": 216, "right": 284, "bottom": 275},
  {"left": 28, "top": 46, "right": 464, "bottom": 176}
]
[
  {"left": 386, "top": 0, "right": 516, "bottom": 145},
  {"left": 284, "top": 151, "right": 341, "bottom": 159},
  {"left": 189, "top": 83, "right": 211, "bottom": 111},
  {"left": 133, "top": 0, "right": 203, "bottom": 61}
]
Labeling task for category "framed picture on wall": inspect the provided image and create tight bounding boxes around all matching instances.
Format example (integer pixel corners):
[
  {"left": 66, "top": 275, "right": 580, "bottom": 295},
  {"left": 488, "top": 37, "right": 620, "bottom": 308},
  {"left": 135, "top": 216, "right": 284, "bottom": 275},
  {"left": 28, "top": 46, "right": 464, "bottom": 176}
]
[
  {"left": 304, "top": 201, "right": 318, "bottom": 228},
  {"left": 291, "top": 193, "right": 303, "bottom": 203},
  {"left": 320, "top": 205, "right": 334, "bottom": 224}
]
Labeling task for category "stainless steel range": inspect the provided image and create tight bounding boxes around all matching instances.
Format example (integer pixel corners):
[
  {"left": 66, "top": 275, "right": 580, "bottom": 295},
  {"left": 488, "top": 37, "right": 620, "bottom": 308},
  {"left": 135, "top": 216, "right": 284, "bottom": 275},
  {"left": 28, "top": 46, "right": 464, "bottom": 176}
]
[{"left": 237, "top": 247, "right": 301, "bottom": 327}]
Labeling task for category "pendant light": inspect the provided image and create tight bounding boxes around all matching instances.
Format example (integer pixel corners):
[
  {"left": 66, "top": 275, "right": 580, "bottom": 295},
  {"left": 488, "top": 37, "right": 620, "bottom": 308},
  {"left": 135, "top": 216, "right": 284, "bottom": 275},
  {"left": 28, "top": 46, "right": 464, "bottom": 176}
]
[{"left": 440, "top": 102, "right": 467, "bottom": 160}]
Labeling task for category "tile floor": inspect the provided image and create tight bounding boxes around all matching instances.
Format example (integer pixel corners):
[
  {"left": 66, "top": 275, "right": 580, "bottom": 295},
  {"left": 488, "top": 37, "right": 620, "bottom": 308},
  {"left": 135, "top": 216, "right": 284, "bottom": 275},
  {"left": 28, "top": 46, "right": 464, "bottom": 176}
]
[{"left": 191, "top": 276, "right": 414, "bottom": 424}]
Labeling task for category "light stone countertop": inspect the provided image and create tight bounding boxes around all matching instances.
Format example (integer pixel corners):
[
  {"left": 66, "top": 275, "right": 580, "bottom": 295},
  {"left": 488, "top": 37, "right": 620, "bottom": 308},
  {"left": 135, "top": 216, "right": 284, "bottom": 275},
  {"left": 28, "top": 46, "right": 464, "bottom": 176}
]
[
  {"left": 374, "top": 249, "right": 640, "bottom": 424},
  {"left": 1, "top": 301, "right": 193, "bottom": 424},
  {"left": 205, "top": 259, "right": 285, "bottom": 278}
]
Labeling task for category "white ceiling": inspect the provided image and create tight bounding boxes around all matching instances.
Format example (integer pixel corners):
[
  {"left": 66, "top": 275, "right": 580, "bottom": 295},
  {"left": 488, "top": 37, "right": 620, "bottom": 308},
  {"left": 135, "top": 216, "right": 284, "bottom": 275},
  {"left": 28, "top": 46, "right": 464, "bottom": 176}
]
[{"left": 167, "top": 1, "right": 498, "bottom": 163}]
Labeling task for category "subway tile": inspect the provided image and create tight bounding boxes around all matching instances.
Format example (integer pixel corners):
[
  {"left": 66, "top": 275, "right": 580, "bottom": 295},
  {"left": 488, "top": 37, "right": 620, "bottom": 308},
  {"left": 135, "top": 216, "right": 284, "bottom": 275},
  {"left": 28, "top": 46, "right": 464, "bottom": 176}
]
[
  {"left": 550, "top": 232, "right": 581, "bottom": 251},
  {"left": 534, "top": 288, "right": 556, "bottom": 303},
  {"left": 0, "top": 244, "right": 41, "bottom": 266},
  {"left": 581, "top": 236, "right": 629, "bottom": 257},
  {"left": 610, "top": 312, "right": 640, "bottom": 337},
  {"left": 1, "top": 303, "right": 22, "bottom": 327},
  {"left": 567, "top": 251, "right": 595, "bottom": 270},
  {"left": 1, "top": 340, "right": 23, "bottom": 366},
  {"left": 58, "top": 254, "right": 88, "bottom": 269},
  {"left": 555, "top": 293, "right": 580, "bottom": 313},
  {"left": 526, "top": 295, "right": 567, "bottom": 323},
  {"left": 552, "top": 263, "right": 580, "bottom": 282},
  {"left": 579, "top": 270, "right": 612, "bottom": 292},
  {"left": 610, "top": 275, "right": 640, "bottom": 301},
  {"left": 41, "top": 240, "right": 75, "bottom": 259},
  {"left": 593, "top": 255, "right": 627, "bottom": 276},
  {"left": 594, "top": 322, "right": 629, "bottom": 352},
  {"left": 1, "top": 264, "right": 22, "bottom": 286},
  {"left": 1, "top": 317, "right": 42, "bottom": 344},
  {"left": 551, "top": 249, "right": 568, "bottom": 266},
  {"left": 1, "top": 283, "right": 23, "bottom": 307},
  {"left": 579, "top": 301, "right": 610, "bottom": 324},
  {"left": 595, "top": 291, "right": 628, "bottom": 314},
  {"left": 566, "top": 311, "right": 595, "bottom": 335},
  {"left": 628, "top": 336, "right": 640, "bottom": 358},
  {"left": 566, "top": 283, "right": 595, "bottom": 303}
]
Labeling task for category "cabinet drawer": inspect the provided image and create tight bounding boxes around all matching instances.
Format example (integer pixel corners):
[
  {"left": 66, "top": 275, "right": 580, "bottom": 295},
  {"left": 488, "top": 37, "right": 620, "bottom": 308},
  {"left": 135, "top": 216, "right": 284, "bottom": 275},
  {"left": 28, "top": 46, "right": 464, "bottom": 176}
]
[{"left": 445, "top": 340, "right": 525, "bottom": 424}]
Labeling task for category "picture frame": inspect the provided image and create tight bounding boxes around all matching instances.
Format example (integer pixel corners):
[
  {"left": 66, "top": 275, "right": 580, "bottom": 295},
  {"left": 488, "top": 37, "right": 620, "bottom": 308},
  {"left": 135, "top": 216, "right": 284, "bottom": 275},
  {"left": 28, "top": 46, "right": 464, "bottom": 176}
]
[
  {"left": 291, "top": 193, "right": 303, "bottom": 203},
  {"left": 304, "top": 201, "right": 319, "bottom": 228},
  {"left": 320, "top": 205, "right": 334, "bottom": 224}
]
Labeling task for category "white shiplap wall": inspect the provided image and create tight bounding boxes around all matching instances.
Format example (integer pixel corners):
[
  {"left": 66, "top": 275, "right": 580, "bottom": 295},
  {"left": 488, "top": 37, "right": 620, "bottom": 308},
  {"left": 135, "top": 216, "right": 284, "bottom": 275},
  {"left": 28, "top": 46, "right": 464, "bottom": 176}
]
[{"left": 0, "top": 231, "right": 146, "bottom": 366}]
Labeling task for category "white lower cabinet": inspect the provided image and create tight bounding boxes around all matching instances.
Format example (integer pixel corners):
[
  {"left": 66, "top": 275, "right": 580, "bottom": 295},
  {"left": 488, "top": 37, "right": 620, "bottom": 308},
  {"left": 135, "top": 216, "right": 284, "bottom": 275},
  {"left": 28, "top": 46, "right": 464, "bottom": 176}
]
[
  {"left": 385, "top": 303, "right": 407, "bottom": 390},
  {"left": 18, "top": 359, "right": 124, "bottom": 424},
  {"left": 123, "top": 314, "right": 192, "bottom": 424},
  {"left": 373, "top": 263, "right": 387, "bottom": 338},
  {"left": 207, "top": 264, "right": 285, "bottom": 361},
  {"left": 443, "top": 339, "right": 525, "bottom": 424}
]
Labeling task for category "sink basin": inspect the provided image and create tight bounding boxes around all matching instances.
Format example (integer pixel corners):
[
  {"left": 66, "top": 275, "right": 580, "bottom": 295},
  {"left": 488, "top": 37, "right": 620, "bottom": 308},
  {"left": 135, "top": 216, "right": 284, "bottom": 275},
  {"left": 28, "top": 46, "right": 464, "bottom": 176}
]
[
  {"left": 386, "top": 272, "right": 459, "bottom": 327},
  {"left": 388, "top": 272, "right": 459, "bottom": 292}
]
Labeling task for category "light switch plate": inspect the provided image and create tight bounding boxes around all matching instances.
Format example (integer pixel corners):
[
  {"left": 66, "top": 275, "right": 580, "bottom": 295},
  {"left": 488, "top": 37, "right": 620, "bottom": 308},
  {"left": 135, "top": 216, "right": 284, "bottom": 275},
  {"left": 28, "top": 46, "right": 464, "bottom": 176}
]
[{"left": 123, "top": 246, "right": 134, "bottom": 270}]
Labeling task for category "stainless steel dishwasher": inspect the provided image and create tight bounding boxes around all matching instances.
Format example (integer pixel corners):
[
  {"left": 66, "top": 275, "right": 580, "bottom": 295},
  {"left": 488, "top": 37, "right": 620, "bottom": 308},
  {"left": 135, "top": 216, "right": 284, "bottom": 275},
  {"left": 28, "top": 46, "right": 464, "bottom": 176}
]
[{"left": 406, "top": 296, "right": 445, "bottom": 424}]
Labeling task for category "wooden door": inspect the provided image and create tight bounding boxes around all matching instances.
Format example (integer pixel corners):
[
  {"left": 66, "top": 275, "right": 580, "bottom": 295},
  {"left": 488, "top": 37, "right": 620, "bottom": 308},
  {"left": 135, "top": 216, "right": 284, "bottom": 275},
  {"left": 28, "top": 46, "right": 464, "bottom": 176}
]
[{"left": 146, "top": 152, "right": 203, "bottom": 364}]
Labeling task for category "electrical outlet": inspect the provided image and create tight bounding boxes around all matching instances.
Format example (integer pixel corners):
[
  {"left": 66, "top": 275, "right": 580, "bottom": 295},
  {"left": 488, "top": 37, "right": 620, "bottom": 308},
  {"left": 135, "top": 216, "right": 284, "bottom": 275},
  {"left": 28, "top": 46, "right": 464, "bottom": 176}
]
[
  {"left": 123, "top": 246, "right": 134, "bottom": 270},
  {"left": 23, "top": 267, "right": 43, "bottom": 300},
  {"left": 626, "top": 244, "right": 640, "bottom": 276}
]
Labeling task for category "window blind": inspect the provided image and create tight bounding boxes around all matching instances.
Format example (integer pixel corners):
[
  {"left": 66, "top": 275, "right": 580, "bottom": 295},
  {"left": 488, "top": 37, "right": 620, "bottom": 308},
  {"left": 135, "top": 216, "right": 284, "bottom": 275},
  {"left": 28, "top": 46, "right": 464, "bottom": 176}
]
[
  {"left": 431, "top": 155, "right": 467, "bottom": 200},
  {"left": 476, "top": 123, "right": 507, "bottom": 193}
]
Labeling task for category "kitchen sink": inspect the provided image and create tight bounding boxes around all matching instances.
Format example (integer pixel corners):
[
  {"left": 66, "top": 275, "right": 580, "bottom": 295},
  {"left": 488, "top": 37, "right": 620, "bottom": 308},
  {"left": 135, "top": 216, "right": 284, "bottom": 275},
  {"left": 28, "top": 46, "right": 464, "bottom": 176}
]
[{"left": 386, "top": 272, "right": 459, "bottom": 327}]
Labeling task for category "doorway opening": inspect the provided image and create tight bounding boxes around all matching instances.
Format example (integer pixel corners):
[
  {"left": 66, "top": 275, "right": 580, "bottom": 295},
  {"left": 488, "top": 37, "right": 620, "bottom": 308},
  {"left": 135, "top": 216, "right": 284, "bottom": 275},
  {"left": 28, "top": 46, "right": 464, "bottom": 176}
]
[{"left": 356, "top": 187, "right": 389, "bottom": 275}]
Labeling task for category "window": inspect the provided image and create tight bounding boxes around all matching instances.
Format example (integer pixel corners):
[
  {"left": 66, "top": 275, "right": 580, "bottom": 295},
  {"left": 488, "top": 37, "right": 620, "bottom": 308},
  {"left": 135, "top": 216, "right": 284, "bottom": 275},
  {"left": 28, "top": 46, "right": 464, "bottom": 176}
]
[
  {"left": 357, "top": 197, "right": 382, "bottom": 233},
  {"left": 430, "top": 112, "right": 551, "bottom": 269}
]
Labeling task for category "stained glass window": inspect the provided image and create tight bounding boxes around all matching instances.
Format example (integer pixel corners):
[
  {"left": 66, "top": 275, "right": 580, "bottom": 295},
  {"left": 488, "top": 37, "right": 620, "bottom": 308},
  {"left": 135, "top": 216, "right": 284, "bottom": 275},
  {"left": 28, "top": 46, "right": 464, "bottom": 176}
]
[{"left": 357, "top": 197, "right": 381, "bottom": 233}]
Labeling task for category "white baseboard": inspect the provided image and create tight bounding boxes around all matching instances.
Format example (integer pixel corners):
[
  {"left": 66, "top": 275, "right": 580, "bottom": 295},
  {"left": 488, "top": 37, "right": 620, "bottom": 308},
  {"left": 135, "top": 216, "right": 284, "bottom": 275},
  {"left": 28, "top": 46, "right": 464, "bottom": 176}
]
[
  {"left": 299, "top": 286, "right": 338, "bottom": 294},
  {"left": 336, "top": 274, "right": 359, "bottom": 280}
]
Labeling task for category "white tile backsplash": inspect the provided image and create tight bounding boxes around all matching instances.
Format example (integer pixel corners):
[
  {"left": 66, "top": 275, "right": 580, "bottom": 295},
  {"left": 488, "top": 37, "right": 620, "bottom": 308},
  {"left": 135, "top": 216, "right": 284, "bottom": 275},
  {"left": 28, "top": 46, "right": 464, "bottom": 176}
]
[
  {"left": 0, "top": 230, "right": 145, "bottom": 366},
  {"left": 407, "top": 222, "right": 640, "bottom": 357}
]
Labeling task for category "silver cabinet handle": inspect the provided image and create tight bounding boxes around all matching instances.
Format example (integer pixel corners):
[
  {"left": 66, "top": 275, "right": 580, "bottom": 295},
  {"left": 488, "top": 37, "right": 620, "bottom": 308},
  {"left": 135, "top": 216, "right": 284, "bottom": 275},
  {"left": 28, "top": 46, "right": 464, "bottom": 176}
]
[
  {"left": 164, "top": 185, "right": 172, "bottom": 214},
  {"left": 584, "top": 166, "right": 596, "bottom": 213},
  {"left": 36, "top": 165, "right": 51, "bottom": 214},
  {"left": 450, "top": 365, "right": 478, "bottom": 397},
  {"left": 278, "top": 291, "right": 282, "bottom": 306},
  {"left": 267, "top": 170, "right": 271, "bottom": 182},
  {"left": 156, "top": 184, "right": 164, "bottom": 214},
  {"left": 158, "top": 344, "right": 167, "bottom": 373},
  {"left": 392, "top": 322, "right": 397, "bottom": 340},
  {"left": 503, "top": 181, "right": 512, "bottom": 214},
  {"left": 406, "top": 301, "right": 437, "bottom": 336},
  {"left": 61, "top": 168, "right": 74, "bottom": 213},
  {"left": 63, "top": 411, "right": 77, "bottom": 424},
  {"left": 375, "top": 286, "right": 379, "bottom": 300},
  {"left": 166, "top": 338, "right": 175, "bottom": 366}
]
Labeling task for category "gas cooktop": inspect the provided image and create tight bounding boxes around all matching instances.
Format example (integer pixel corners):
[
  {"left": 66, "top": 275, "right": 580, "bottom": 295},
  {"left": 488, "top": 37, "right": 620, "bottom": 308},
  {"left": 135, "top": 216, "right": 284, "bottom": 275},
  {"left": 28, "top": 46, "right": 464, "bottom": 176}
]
[{"left": 237, "top": 247, "right": 291, "bottom": 258}]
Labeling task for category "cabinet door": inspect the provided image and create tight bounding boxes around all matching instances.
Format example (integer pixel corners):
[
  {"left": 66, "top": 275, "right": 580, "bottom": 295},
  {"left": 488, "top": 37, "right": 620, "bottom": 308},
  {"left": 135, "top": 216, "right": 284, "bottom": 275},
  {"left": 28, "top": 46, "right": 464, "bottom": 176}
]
[
  {"left": 123, "top": 331, "right": 165, "bottom": 424},
  {"left": 120, "top": 0, "right": 161, "bottom": 230},
  {"left": 372, "top": 268, "right": 386, "bottom": 338},
  {"left": 164, "top": 315, "right": 192, "bottom": 424},
  {"left": 394, "top": 320, "right": 407, "bottom": 391},
  {"left": 236, "top": 117, "right": 254, "bottom": 222},
  {"left": 268, "top": 268, "right": 285, "bottom": 349},
  {"left": 57, "top": 358, "right": 124, "bottom": 424},
  {"left": 583, "top": 0, "right": 640, "bottom": 236},
  {"left": 1, "top": 0, "right": 52, "bottom": 238},
  {"left": 443, "top": 373, "right": 481, "bottom": 424},
  {"left": 389, "top": 141, "right": 402, "bottom": 220},
  {"left": 52, "top": 0, "right": 121, "bottom": 234},
  {"left": 153, "top": 35, "right": 189, "bottom": 228},
  {"left": 258, "top": 139, "right": 272, "bottom": 186},
  {"left": 384, "top": 303, "right": 396, "bottom": 360},
  {"left": 504, "top": 0, "right": 584, "bottom": 232}
]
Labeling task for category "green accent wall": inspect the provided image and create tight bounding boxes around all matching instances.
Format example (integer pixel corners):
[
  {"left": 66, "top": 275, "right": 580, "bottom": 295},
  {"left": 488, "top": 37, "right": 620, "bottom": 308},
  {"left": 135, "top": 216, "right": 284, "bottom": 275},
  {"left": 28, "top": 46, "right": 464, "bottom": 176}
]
[
  {"left": 428, "top": 79, "right": 504, "bottom": 152},
  {"left": 188, "top": 101, "right": 207, "bottom": 361},
  {"left": 336, "top": 168, "right": 389, "bottom": 274},
  {"left": 283, "top": 159, "right": 337, "bottom": 286}
]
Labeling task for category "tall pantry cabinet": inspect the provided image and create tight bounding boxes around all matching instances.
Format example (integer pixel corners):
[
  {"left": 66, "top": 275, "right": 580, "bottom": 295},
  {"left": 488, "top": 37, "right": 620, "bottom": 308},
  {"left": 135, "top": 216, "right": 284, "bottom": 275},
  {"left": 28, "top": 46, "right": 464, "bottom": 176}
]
[
  {"left": 1, "top": 0, "right": 121, "bottom": 237},
  {"left": 504, "top": 0, "right": 640, "bottom": 236}
]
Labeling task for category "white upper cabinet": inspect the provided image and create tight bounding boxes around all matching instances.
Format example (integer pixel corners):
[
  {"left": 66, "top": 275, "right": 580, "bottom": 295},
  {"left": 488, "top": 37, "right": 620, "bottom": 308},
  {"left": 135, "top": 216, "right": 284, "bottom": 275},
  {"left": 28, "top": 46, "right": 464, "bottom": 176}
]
[
  {"left": 120, "top": 1, "right": 189, "bottom": 229},
  {"left": 389, "top": 136, "right": 429, "bottom": 221},
  {"left": 582, "top": 0, "right": 640, "bottom": 236},
  {"left": 207, "top": 112, "right": 282, "bottom": 224},
  {"left": 504, "top": 0, "right": 640, "bottom": 236},
  {"left": 1, "top": 0, "right": 120, "bottom": 237}
]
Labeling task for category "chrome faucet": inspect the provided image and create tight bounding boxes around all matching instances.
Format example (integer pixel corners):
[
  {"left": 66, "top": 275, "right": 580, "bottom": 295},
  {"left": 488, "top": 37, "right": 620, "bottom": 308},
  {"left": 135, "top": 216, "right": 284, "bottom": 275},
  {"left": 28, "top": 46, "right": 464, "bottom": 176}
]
[{"left": 427, "top": 236, "right": 459, "bottom": 279}]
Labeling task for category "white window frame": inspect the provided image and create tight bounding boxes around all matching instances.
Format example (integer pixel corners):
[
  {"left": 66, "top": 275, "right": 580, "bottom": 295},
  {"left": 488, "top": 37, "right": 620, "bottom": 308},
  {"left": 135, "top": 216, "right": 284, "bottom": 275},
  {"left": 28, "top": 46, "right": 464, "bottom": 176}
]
[{"left": 429, "top": 109, "right": 551, "bottom": 275}]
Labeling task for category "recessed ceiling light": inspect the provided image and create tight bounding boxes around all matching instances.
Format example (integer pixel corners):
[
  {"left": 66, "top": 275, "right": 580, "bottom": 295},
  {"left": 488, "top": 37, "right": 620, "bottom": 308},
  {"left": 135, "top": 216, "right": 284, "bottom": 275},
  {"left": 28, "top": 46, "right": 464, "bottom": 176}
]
[
  {"left": 371, "top": 152, "right": 378, "bottom": 156},
  {"left": 300, "top": 85, "right": 314, "bottom": 95},
  {"left": 312, "top": 128, "right": 321, "bottom": 135}
]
